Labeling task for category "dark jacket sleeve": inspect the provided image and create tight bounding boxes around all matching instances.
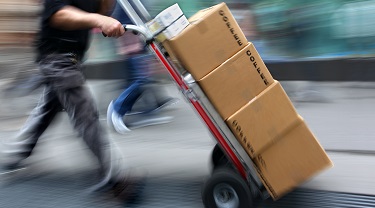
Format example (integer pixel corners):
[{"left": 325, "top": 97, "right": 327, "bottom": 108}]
[{"left": 42, "top": 0, "right": 70, "bottom": 23}]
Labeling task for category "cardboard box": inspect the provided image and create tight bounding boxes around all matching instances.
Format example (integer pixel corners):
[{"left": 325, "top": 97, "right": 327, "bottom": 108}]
[
  {"left": 146, "top": 3, "right": 184, "bottom": 34},
  {"left": 253, "top": 118, "right": 333, "bottom": 200},
  {"left": 226, "top": 81, "right": 300, "bottom": 158},
  {"left": 163, "top": 2, "right": 247, "bottom": 80},
  {"left": 154, "top": 15, "right": 189, "bottom": 42},
  {"left": 199, "top": 42, "right": 274, "bottom": 120}
]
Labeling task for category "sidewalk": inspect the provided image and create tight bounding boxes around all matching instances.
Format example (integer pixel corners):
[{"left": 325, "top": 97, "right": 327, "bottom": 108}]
[{"left": 1, "top": 80, "right": 375, "bottom": 197}]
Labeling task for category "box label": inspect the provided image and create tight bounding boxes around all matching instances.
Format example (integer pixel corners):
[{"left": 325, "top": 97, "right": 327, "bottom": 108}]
[
  {"left": 219, "top": 9, "right": 244, "bottom": 47},
  {"left": 231, "top": 119, "right": 255, "bottom": 155},
  {"left": 246, "top": 49, "right": 271, "bottom": 86}
]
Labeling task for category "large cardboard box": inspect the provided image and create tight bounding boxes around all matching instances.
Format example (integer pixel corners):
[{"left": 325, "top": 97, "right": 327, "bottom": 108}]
[
  {"left": 153, "top": 15, "right": 189, "bottom": 42},
  {"left": 163, "top": 2, "right": 248, "bottom": 80},
  {"left": 253, "top": 118, "right": 333, "bottom": 199},
  {"left": 226, "top": 81, "right": 300, "bottom": 158},
  {"left": 199, "top": 42, "right": 274, "bottom": 120}
]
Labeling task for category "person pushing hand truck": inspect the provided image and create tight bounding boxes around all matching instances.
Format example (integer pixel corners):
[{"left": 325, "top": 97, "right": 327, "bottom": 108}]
[{"left": 1, "top": 0, "right": 144, "bottom": 202}]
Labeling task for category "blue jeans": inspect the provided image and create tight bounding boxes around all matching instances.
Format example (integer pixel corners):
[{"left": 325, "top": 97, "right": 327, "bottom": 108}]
[{"left": 113, "top": 53, "right": 151, "bottom": 116}]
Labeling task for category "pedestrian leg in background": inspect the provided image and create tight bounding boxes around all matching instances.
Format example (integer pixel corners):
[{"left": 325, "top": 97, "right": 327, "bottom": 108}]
[
  {"left": 124, "top": 55, "right": 179, "bottom": 116},
  {"left": 136, "top": 82, "right": 179, "bottom": 114},
  {"left": 107, "top": 52, "right": 177, "bottom": 134}
]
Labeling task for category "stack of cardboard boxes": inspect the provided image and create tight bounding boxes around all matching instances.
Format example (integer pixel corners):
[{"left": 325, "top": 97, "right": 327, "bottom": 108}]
[{"left": 151, "top": 2, "right": 333, "bottom": 200}]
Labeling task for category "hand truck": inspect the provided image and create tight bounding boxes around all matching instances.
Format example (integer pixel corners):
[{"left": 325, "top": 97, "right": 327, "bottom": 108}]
[{"left": 116, "top": 0, "right": 270, "bottom": 207}]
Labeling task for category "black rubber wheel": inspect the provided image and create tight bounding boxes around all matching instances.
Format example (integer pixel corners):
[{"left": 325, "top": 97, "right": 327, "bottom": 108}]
[
  {"left": 212, "top": 144, "right": 231, "bottom": 170},
  {"left": 202, "top": 168, "right": 253, "bottom": 208}
]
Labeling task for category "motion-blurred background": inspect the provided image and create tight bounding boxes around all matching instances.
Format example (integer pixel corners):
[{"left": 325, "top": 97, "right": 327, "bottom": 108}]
[
  {"left": 3, "top": 0, "right": 375, "bottom": 58},
  {"left": 1, "top": 1, "right": 375, "bottom": 207}
]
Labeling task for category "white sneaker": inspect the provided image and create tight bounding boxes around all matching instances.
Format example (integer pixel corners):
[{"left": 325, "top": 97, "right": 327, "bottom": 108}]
[
  {"left": 107, "top": 101, "right": 115, "bottom": 130},
  {"left": 126, "top": 97, "right": 180, "bottom": 116},
  {"left": 127, "top": 115, "right": 173, "bottom": 129},
  {"left": 112, "top": 112, "right": 131, "bottom": 134}
]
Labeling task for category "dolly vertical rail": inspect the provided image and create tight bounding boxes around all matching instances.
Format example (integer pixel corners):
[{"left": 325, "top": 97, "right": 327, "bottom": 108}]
[{"left": 149, "top": 42, "right": 247, "bottom": 180}]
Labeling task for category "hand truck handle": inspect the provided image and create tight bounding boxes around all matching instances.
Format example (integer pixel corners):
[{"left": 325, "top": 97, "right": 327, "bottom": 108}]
[
  {"left": 123, "top": 24, "right": 153, "bottom": 40},
  {"left": 101, "top": 24, "right": 153, "bottom": 42}
]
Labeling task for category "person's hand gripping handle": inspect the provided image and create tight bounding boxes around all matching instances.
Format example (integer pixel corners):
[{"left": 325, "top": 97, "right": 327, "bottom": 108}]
[{"left": 99, "top": 15, "right": 126, "bottom": 37}]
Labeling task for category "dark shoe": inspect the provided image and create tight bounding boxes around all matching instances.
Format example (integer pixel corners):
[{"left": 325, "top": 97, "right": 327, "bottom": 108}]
[
  {"left": 88, "top": 169, "right": 146, "bottom": 203},
  {"left": 0, "top": 162, "right": 26, "bottom": 175},
  {"left": 0, "top": 145, "right": 27, "bottom": 176},
  {"left": 111, "top": 171, "right": 147, "bottom": 203}
]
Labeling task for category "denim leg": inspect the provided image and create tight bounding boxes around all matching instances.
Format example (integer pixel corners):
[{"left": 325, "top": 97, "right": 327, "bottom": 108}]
[
  {"left": 113, "top": 53, "right": 150, "bottom": 116},
  {"left": 43, "top": 53, "right": 121, "bottom": 180},
  {"left": 56, "top": 84, "right": 117, "bottom": 178},
  {"left": 4, "top": 85, "right": 62, "bottom": 160},
  {"left": 113, "top": 80, "right": 144, "bottom": 116}
]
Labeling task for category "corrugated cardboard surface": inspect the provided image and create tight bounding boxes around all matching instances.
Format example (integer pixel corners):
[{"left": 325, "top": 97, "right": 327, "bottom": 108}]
[
  {"left": 226, "top": 81, "right": 300, "bottom": 158},
  {"left": 199, "top": 42, "right": 274, "bottom": 120},
  {"left": 253, "top": 118, "right": 333, "bottom": 200},
  {"left": 154, "top": 15, "right": 189, "bottom": 42},
  {"left": 162, "top": 2, "right": 247, "bottom": 80}
]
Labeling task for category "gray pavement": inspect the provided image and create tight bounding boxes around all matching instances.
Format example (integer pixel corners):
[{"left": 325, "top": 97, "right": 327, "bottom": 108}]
[{"left": 1, "top": 80, "right": 375, "bottom": 207}]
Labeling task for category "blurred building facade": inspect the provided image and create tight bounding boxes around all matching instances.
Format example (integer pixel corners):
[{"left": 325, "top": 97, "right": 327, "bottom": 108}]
[
  {"left": 144, "top": 0, "right": 375, "bottom": 59},
  {"left": 1, "top": 0, "right": 375, "bottom": 62},
  {"left": 0, "top": 0, "right": 40, "bottom": 48},
  {"left": 0, "top": 0, "right": 41, "bottom": 83},
  {"left": 252, "top": 0, "right": 375, "bottom": 59}
]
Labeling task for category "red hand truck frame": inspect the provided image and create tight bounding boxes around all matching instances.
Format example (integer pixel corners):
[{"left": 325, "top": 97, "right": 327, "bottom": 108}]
[{"left": 116, "top": 0, "right": 270, "bottom": 207}]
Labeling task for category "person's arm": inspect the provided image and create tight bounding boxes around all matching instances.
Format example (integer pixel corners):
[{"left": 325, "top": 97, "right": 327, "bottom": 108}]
[{"left": 49, "top": 5, "right": 125, "bottom": 37}]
